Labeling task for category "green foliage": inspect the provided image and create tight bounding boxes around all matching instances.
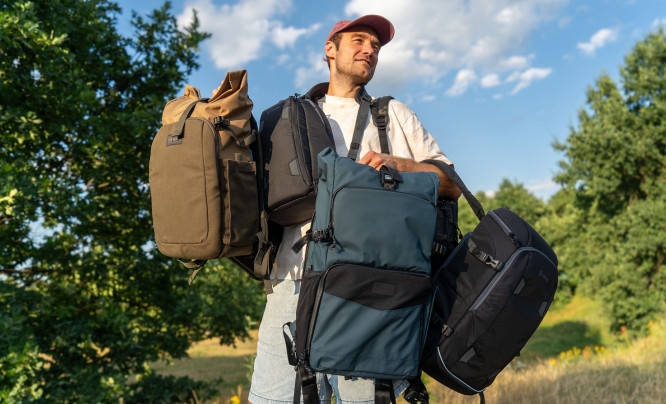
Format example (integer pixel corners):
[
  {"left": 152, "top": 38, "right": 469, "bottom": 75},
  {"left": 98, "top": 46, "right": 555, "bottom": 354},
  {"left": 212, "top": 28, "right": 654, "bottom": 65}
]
[
  {"left": 457, "top": 179, "right": 546, "bottom": 235},
  {"left": 0, "top": 1, "right": 265, "bottom": 402},
  {"left": 553, "top": 28, "right": 666, "bottom": 332}
]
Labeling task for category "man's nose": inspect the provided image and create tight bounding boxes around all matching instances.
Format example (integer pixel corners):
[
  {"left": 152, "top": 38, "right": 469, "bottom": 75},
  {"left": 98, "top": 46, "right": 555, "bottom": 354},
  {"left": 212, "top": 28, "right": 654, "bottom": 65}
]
[{"left": 361, "top": 42, "right": 376, "bottom": 56}]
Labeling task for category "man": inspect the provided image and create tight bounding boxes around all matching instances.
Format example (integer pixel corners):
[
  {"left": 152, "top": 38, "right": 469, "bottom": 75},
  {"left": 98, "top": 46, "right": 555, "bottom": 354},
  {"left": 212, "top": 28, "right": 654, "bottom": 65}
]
[{"left": 248, "top": 14, "right": 461, "bottom": 404}]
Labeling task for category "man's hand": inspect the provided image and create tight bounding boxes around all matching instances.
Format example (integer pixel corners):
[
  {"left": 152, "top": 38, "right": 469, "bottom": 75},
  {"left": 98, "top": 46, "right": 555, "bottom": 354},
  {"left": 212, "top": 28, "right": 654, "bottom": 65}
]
[
  {"left": 359, "top": 151, "right": 461, "bottom": 199},
  {"left": 358, "top": 151, "right": 401, "bottom": 170}
]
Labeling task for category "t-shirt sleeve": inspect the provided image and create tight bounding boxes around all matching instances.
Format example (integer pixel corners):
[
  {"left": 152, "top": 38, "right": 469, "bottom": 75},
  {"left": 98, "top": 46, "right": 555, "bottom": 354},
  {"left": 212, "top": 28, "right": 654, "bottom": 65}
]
[{"left": 388, "top": 100, "right": 453, "bottom": 166}]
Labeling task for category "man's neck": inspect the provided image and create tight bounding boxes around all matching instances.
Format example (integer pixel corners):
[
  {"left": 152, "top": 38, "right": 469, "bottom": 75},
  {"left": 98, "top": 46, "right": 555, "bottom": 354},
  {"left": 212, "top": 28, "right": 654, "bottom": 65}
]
[{"left": 327, "top": 76, "right": 362, "bottom": 98}]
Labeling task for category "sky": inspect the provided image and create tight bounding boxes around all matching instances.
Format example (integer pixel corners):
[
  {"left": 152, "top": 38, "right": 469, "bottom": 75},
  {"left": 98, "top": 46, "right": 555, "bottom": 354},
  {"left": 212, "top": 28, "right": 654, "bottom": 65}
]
[{"left": 115, "top": 0, "right": 666, "bottom": 200}]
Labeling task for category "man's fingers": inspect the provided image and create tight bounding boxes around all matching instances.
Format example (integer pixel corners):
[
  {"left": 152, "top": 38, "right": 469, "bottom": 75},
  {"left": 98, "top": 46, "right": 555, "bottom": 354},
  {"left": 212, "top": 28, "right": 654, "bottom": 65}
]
[
  {"left": 359, "top": 151, "right": 384, "bottom": 170},
  {"left": 358, "top": 151, "right": 375, "bottom": 165}
]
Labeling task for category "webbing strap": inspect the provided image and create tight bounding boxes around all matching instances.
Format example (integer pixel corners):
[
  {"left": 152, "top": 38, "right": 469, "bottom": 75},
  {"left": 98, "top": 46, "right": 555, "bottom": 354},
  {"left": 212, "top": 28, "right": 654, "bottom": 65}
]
[
  {"left": 298, "top": 366, "right": 319, "bottom": 404},
  {"left": 252, "top": 114, "right": 276, "bottom": 294},
  {"left": 177, "top": 259, "right": 206, "bottom": 285},
  {"left": 171, "top": 99, "right": 204, "bottom": 138},
  {"left": 375, "top": 379, "right": 396, "bottom": 404},
  {"left": 370, "top": 96, "right": 393, "bottom": 154},
  {"left": 421, "top": 159, "right": 485, "bottom": 221},
  {"left": 467, "top": 238, "right": 503, "bottom": 270},
  {"left": 347, "top": 91, "right": 372, "bottom": 161}
]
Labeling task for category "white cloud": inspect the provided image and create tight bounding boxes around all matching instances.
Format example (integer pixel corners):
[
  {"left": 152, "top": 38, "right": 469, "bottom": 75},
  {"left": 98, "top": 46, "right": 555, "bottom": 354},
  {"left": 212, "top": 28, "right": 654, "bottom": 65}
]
[
  {"left": 509, "top": 68, "right": 552, "bottom": 94},
  {"left": 481, "top": 74, "right": 501, "bottom": 88},
  {"left": 294, "top": 53, "right": 330, "bottom": 90},
  {"left": 652, "top": 18, "right": 666, "bottom": 28},
  {"left": 333, "top": 0, "right": 566, "bottom": 95},
  {"left": 177, "top": 0, "right": 318, "bottom": 69},
  {"left": 272, "top": 23, "right": 321, "bottom": 49},
  {"left": 577, "top": 28, "right": 619, "bottom": 55},
  {"left": 499, "top": 55, "right": 533, "bottom": 70},
  {"left": 527, "top": 178, "right": 561, "bottom": 199},
  {"left": 446, "top": 69, "right": 478, "bottom": 97}
]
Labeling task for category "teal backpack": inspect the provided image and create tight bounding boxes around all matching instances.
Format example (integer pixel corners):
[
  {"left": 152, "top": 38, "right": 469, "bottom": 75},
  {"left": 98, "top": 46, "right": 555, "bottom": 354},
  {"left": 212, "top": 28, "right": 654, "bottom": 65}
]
[{"left": 287, "top": 147, "right": 440, "bottom": 404}]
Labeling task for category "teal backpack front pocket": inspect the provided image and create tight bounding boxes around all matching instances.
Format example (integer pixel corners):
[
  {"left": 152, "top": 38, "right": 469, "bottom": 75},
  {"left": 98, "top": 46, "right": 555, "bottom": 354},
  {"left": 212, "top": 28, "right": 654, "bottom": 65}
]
[{"left": 309, "top": 264, "right": 432, "bottom": 379}]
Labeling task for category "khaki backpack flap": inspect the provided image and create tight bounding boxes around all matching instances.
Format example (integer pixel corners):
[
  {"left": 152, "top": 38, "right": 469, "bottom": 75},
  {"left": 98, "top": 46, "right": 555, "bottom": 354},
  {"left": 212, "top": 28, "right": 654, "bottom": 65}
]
[{"left": 150, "top": 70, "right": 259, "bottom": 263}]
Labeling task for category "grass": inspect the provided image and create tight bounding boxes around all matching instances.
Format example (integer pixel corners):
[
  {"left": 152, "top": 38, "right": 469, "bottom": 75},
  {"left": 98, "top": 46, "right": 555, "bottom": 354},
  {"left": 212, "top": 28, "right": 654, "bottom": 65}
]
[
  {"left": 150, "top": 296, "right": 666, "bottom": 403},
  {"left": 149, "top": 330, "right": 258, "bottom": 402},
  {"left": 421, "top": 297, "right": 666, "bottom": 403}
]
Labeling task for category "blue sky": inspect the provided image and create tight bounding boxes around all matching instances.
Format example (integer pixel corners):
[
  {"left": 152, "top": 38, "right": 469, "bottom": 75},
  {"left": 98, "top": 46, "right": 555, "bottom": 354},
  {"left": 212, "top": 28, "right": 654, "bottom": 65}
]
[{"left": 116, "top": 0, "right": 666, "bottom": 200}]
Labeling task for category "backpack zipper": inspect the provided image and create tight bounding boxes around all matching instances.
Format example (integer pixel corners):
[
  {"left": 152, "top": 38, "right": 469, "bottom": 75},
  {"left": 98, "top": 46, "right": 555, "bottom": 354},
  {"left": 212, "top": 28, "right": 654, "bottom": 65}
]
[
  {"left": 488, "top": 210, "right": 520, "bottom": 246},
  {"left": 289, "top": 97, "right": 312, "bottom": 185},
  {"left": 303, "top": 98, "right": 336, "bottom": 145},
  {"left": 436, "top": 346, "right": 486, "bottom": 394}
]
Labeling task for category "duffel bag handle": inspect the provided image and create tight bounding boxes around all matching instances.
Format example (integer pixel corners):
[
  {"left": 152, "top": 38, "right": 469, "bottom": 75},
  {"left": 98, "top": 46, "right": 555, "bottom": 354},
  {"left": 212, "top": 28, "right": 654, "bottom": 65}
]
[{"left": 422, "top": 159, "right": 485, "bottom": 221}]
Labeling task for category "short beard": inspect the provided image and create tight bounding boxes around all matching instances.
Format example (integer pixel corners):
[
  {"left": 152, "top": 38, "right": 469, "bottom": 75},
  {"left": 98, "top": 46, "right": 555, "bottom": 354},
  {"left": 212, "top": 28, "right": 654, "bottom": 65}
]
[{"left": 335, "top": 65, "right": 374, "bottom": 87}]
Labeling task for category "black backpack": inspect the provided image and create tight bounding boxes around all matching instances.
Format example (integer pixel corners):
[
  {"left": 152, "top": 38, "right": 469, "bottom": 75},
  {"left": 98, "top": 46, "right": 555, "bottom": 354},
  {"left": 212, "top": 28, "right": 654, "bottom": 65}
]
[
  {"left": 258, "top": 83, "right": 395, "bottom": 227},
  {"left": 258, "top": 83, "right": 336, "bottom": 226},
  {"left": 405, "top": 160, "right": 558, "bottom": 404}
]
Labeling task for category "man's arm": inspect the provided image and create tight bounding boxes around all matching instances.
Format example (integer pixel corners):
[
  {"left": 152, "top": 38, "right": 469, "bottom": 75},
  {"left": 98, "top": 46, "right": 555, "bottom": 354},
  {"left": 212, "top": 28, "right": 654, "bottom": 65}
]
[{"left": 358, "top": 151, "right": 461, "bottom": 199}]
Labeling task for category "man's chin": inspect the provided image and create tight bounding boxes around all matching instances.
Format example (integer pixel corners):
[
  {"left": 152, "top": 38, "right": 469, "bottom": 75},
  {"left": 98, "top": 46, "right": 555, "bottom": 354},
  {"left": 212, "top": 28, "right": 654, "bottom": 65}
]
[{"left": 352, "top": 71, "right": 375, "bottom": 86}]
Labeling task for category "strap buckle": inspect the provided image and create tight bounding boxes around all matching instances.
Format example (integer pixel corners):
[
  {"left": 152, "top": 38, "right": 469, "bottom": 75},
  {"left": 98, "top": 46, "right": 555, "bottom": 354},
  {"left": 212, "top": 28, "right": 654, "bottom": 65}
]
[
  {"left": 379, "top": 165, "right": 402, "bottom": 190},
  {"left": 213, "top": 115, "right": 230, "bottom": 128},
  {"left": 312, "top": 228, "right": 332, "bottom": 242},
  {"left": 403, "top": 376, "right": 429, "bottom": 404}
]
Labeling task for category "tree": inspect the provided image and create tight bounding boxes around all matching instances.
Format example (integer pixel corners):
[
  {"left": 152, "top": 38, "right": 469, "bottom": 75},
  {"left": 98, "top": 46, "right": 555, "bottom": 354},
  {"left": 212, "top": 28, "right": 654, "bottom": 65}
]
[
  {"left": 553, "top": 28, "right": 666, "bottom": 332},
  {"left": 457, "top": 179, "right": 546, "bottom": 235},
  {"left": 0, "top": 1, "right": 265, "bottom": 402}
]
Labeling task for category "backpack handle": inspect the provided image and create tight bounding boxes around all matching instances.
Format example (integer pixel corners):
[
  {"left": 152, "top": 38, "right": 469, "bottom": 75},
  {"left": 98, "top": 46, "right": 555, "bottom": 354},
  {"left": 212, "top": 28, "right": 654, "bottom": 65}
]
[
  {"left": 422, "top": 159, "right": 485, "bottom": 221},
  {"left": 171, "top": 99, "right": 205, "bottom": 138}
]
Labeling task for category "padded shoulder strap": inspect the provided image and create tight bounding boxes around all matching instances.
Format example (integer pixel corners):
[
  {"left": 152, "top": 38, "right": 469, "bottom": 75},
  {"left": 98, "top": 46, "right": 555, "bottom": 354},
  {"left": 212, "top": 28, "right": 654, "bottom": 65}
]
[
  {"left": 422, "top": 159, "right": 486, "bottom": 221},
  {"left": 370, "top": 96, "right": 393, "bottom": 154},
  {"left": 347, "top": 88, "right": 372, "bottom": 161}
]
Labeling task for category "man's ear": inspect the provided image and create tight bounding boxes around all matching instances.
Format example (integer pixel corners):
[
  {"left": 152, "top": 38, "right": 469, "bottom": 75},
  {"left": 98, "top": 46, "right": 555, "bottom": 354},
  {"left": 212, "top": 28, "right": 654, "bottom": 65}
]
[{"left": 324, "top": 41, "right": 336, "bottom": 60}]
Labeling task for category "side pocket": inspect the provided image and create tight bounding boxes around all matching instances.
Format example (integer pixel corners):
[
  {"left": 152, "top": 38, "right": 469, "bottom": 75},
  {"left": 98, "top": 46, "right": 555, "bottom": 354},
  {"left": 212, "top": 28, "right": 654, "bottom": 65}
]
[{"left": 222, "top": 159, "right": 259, "bottom": 247}]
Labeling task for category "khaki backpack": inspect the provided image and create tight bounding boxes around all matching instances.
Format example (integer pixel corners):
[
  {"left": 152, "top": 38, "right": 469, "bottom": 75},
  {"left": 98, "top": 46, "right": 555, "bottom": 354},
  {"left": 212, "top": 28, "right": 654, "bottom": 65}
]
[{"left": 149, "top": 70, "right": 263, "bottom": 283}]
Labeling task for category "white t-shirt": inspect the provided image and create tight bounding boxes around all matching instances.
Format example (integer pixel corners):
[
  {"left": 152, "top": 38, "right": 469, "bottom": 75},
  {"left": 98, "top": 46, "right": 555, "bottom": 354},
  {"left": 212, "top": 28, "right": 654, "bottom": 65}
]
[{"left": 273, "top": 94, "right": 453, "bottom": 280}]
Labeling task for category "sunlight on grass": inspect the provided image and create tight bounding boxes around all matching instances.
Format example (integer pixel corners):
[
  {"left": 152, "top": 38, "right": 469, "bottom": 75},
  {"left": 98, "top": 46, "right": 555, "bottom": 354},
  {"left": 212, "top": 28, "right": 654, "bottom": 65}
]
[{"left": 152, "top": 301, "right": 666, "bottom": 403}]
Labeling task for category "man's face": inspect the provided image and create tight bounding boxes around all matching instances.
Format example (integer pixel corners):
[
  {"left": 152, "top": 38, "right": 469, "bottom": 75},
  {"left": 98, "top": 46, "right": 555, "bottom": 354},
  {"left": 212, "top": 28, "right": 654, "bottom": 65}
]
[{"left": 326, "top": 26, "right": 381, "bottom": 86}]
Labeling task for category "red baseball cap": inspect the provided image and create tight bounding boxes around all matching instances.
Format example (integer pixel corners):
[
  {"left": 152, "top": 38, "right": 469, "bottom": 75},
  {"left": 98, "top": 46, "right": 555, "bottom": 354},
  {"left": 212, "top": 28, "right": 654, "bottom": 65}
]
[{"left": 326, "top": 15, "right": 395, "bottom": 46}]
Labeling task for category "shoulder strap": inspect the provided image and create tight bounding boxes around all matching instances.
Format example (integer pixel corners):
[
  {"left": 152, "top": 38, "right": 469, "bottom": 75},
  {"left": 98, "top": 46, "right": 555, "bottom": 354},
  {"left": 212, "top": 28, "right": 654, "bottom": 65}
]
[
  {"left": 422, "top": 159, "right": 486, "bottom": 221},
  {"left": 347, "top": 88, "right": 372, "bottom": 161},
  {"left": 370, "top": 96, "right": 393, "bottom": 154}
]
